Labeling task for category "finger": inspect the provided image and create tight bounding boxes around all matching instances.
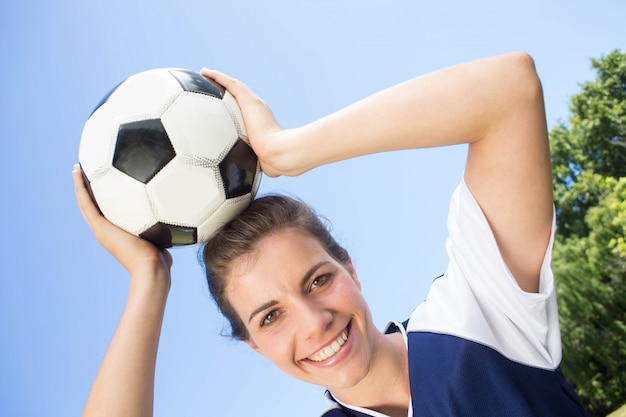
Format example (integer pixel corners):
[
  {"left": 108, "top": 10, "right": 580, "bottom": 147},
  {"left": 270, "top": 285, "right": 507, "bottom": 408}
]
[
  {"left": 72, "top": 165, "right": 94, "bottom": 214},
  {"left": 72, "top": 165, "right": 106, "bottom": 228},
  {"left": 199, "top": 68, "right": 234, "bottom": 87},
  {"left": 200, "top": 68, "right": 257, "bottom": 102}
]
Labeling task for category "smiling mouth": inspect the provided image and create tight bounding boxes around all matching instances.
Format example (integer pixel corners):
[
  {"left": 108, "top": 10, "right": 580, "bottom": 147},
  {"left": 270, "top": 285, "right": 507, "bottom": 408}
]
[{"left": 307, "top": 326, "right": 350, "bottom": 362}]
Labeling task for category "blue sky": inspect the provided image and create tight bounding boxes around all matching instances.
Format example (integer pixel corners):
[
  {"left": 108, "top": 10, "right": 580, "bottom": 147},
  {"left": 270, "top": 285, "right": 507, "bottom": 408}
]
[{"left": 1, "top": 1, "right": 624, "bottom": 416}]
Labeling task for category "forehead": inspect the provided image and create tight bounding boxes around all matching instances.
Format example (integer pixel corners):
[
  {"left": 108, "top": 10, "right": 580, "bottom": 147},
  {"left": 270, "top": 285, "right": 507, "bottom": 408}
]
[
  {"left": 229, "top": 228, "right": 327, "bottom": 278},
  {"left": 226, "top": 228, "right": 331, "bottom": 295}
]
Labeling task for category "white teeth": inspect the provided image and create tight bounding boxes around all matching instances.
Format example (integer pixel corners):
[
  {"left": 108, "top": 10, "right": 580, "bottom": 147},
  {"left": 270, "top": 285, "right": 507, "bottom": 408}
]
[{"left": 308, "top": 330, "right": 348, "bottom": 362}]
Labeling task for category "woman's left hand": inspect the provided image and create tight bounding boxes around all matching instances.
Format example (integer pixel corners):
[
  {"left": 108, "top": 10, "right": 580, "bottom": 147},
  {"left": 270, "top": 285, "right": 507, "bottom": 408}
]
[{"left": 200, "top": 68, "right": 297, "bottom": 177}]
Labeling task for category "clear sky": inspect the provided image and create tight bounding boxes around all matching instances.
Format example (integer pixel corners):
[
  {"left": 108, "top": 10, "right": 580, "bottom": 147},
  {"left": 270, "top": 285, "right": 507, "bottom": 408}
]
[{"left": 1, "top": 1, "right": 624, "bottom": 416}]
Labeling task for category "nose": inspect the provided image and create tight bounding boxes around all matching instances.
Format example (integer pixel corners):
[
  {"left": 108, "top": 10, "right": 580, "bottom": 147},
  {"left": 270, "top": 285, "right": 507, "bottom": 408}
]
[{"left": 295, "top": 299, "right": 333, "bottom": 341}]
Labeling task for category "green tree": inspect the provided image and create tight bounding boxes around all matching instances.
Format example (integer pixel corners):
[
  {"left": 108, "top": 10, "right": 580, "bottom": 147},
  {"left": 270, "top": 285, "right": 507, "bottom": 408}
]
[{"left": 550, "top": 50, "right": 626, "bottom": 416}]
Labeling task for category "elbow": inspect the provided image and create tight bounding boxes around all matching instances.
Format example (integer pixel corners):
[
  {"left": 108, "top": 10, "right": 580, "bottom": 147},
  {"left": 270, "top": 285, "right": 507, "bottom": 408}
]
[{"left": 506, "top": 52, "right": 544, "bottom": 103}]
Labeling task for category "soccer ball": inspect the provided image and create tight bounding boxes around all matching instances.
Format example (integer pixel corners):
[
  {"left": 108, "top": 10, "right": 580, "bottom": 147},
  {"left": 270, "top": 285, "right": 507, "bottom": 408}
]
[{"left": 79, "top": 68, "right": 261, "bottom": 248}]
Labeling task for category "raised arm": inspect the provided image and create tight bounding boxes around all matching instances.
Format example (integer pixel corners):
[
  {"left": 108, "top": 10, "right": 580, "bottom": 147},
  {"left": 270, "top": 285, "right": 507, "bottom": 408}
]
[
  {"left": 73, "top": 165, "right": 172, "bottom": 417},
  {"left": 203, "top": 52, "right": 552, "bottom": 293}
]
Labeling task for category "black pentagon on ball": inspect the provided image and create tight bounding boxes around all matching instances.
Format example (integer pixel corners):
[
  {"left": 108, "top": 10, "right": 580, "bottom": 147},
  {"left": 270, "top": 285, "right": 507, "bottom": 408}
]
[
  {"left": 140, "top": 222, "right": 198, "bottom": 248},
  {"left": 219, "top": 139, "right": 258, "bottom": 198},
  {"left": 113, "top": 119, "right": 176, "bottom": 184},
  {"left": 170, "top": 69, "right": 224, "bottom": 98}
]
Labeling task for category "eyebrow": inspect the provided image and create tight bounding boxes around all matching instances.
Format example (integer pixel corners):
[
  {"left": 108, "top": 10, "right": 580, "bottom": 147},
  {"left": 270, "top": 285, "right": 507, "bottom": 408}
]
[{"left": 247, "top": 261, "right": 330, "bottom": 324}]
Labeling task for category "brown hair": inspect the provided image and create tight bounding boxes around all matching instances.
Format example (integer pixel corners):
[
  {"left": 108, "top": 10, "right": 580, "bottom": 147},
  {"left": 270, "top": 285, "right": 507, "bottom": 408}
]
[{"left": 200, "top": 195, "right": 350, "bottom": 340}]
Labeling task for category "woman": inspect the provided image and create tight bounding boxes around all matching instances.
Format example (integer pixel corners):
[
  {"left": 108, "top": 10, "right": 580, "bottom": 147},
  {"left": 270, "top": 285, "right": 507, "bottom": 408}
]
[{"left": 73, "top": 52, "right": 588, "bottom": 416}]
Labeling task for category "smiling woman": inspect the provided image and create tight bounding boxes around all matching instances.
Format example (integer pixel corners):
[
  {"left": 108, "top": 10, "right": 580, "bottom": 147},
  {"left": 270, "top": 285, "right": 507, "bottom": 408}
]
[{"left": 74, "top": 52, "right": 590, "bottom": 417}]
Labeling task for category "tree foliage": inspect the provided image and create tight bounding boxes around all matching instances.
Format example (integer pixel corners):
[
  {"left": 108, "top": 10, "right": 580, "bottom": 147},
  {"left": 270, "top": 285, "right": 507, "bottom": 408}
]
[{"left": 550, "top": 50, "right": 626, "bottom": 416}]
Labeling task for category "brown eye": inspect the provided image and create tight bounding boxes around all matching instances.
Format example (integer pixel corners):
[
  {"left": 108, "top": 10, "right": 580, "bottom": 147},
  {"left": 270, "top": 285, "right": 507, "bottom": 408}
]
[
  {"left": 310, "top": 273, "right": 331, "bottom": 291},
  {"left": 261, "top": 310, "right": 279, "bottom": 327}
]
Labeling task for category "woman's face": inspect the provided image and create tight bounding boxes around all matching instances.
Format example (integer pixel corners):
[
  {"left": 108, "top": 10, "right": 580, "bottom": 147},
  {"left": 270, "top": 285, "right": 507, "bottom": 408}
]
[{"left": 225, "top": 228, "right": 380, "bottom": 390}]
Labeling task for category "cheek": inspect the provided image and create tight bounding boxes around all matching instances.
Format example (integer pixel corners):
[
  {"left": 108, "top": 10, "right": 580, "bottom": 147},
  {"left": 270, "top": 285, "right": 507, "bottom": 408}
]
[
  {"left": 333, "top": 280, "right": 374, "bottom": 329},
  {"left": 249, "top": 325, "right": 294, "bottom": 363},
  {"left": 253, "top": 335, "right": 301, "bottom": 377},
  {"left": 334, "top": 279, "right": 367, "bottom": 309}
]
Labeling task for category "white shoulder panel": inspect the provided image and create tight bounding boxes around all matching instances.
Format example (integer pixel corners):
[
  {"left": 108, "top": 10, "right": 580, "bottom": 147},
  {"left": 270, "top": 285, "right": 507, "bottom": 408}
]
[{"left": 408, "top": 179, "right": 561, "bottom": 370}]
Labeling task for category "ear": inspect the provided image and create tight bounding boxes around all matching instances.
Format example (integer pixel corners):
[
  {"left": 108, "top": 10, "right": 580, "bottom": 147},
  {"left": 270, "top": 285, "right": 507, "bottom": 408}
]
[{"left": 344, "top": 257, "right": 361, "bottom": 290}]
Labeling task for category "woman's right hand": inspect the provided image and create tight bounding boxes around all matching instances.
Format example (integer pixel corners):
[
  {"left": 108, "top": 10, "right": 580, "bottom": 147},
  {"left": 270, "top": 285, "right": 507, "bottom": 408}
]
[
  {"left": 75, "top": 164, "right": 172, "bottom": 417},
  {"left": 72, "top": 164, "right": 172, "bottom": 285}
]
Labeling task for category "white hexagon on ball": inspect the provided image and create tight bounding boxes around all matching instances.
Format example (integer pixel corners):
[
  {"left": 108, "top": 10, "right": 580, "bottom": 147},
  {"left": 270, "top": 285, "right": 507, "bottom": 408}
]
[
  {"left": 162, "top": 92, "right": 239, "bottom": 163},
  {"left": 90, "top": 169, "right": 157, "bottom": 235},
  {"left": 79, "top": 104, "right": 120, "bottom": 178},
  {"left": 107, "top": 70, "right": 183, "bottom": 119},
  {"left": 147, "top": 158, "right": 224, "bottom": 226},
  {"left": 197, "top": 194, "right": 252, "bottom": 242}
]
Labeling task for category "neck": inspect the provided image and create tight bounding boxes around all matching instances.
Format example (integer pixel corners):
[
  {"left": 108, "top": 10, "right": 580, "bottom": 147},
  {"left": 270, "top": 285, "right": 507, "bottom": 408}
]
[{"left": 330, "top": 330, "right": 409, "bottom": 417}]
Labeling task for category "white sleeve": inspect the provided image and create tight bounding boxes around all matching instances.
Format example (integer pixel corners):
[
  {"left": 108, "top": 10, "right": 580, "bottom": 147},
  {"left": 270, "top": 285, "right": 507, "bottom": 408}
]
[{"left": 407, "top": 179, "right": 562, "bottom": 370}]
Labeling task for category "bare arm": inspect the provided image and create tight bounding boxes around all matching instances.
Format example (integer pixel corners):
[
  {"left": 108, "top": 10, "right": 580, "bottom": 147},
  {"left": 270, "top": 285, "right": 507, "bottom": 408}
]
[
  {"left": 203, "top": 52, "right": 553, "bottom": 292},
  {"left": 73, "top": 166, "right": 172, "bottom": 417}
]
